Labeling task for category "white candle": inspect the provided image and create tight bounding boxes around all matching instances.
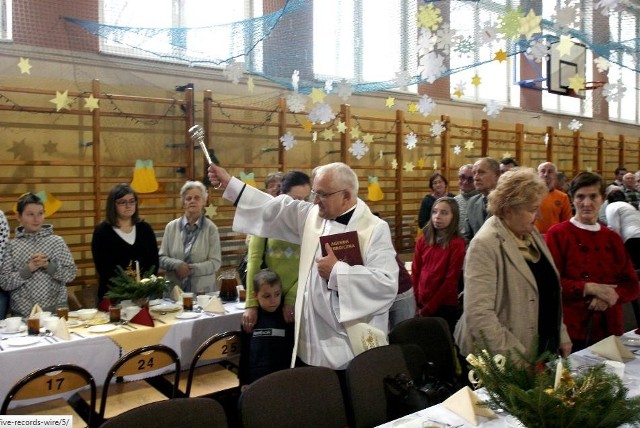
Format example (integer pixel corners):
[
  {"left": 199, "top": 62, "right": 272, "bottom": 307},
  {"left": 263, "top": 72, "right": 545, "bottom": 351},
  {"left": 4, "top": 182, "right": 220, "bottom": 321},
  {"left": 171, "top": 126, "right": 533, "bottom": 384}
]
[
  {"left": 135, "top": 260, "right": 141, "bottom": 283},
  {"left": 554, "top": 359, "right": 563, "bottom": 390}
]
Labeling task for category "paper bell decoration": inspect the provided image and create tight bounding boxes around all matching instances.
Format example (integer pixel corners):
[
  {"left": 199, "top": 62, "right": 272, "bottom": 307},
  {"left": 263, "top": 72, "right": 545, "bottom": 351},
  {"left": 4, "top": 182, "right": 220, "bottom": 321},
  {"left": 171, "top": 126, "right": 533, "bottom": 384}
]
[
  {"left": 240, "top": 171, "right": 257, "bottom": 188},
  {"left": 13, "top": 191, "right": 62, "bottom": 216},
  {"left": 367, "top": 176, "right": 384, "bottom": 201},
  {"left": 130, "top": 160, "right": 159, "bottom": 193}
]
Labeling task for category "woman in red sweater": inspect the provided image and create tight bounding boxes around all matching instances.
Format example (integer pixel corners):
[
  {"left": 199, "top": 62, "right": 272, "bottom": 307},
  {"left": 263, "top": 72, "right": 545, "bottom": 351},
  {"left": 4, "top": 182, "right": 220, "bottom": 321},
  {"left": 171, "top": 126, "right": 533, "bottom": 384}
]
[{"left": 546, "top": 172, "right": 639, "bottom": 350}]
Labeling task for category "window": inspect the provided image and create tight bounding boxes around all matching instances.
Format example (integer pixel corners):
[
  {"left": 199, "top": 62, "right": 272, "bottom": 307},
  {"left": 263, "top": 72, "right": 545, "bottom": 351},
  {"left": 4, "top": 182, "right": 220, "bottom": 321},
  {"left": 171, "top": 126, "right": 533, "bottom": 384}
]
[
  {"left": 0, "top": 0, "right": 12, "bottom": 41},
  {"left": 608, "top": 9, "right": 639, "bottom": 124}
]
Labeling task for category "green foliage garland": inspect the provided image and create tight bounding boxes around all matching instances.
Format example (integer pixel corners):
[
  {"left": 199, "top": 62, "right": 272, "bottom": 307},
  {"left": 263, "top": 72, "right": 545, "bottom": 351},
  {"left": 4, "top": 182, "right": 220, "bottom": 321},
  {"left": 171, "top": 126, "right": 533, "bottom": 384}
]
[{"left": 104, "top": 266, "right": 170, "bottom": 301}]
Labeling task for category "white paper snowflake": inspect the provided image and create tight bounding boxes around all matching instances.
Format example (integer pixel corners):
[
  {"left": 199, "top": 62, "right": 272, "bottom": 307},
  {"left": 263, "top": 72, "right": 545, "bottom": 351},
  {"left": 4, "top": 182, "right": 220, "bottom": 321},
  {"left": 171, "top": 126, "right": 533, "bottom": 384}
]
[
  {"left": 594, "top": 57, "right": 610, "bottom": 73},
  {"left": 595, "top": 0, "right": 619, "bottom": 16},
  {"left": 391, "top": 159, "right": 398, "bottom": 170},
  {"left": 223, "top": 61, "right": 245, "bottom": 85},
  {"left": 567, "top": 119, "right": 583, "bottom": 131},
  {"left": 395, "top": 70, "right": 411, "bottom": 91},
  {"left": 405, "top": 132, "right": 418, "bottom": 150},
  {"left": 430, "top": 120, "right": 446, "bottom": 137},
  {"left": 544, "top": 133, "right": 549, "bottom": 146},
  {"left": 483, "top": 100, "right": 504, "bottom": 118},
  {"left": 348, "top": 140, "right": 369, "bottom": 160},
  {"left": 453, "top": 81, "right": 467, "bottom": 96},
  {"left": 286, "top": 92, "right": 307, "bottom": 113},
  {"left": 432, "top": 160, "right": 438, "bottom": 170},
  {"left": 478, "top": 21, "right": 499, "bottom": 46},
  {"left": 336, "top": 79, "right": 352, "bottom": 101},
  {"left": 525, "top": 39, "right": 548, "bottom": 63},
  {"left": 308, "top": 103, "right": 335, "bottom": 124},
  {"left": 419, "top": 51, "right": 446, "bottom": 84},
  {"left": 552, "top": 2, "right": 578, "bottom": 31},
  {"left": 280, "top": 132, "right": 297, "bottom": 151},
  {"left": 291, "top": 70, "right": 300, "bottom": 92},
  {"left": 453, "top": 145, "right": 461, "bottom": 155},
  {"left": 418, "top": 28, "right": 438, "bottom": 54},
  {"left": 603, "top": 80, "right": 627, "bottom": 102},
  {"left": 418, "top": 94, "right": 437, "bottom": 117},
  {"left": 324, "top": 80, "right": 333, "bottom": 93},
  {"left": 435, "top": 24, "right": 456, "bottom": 53}
]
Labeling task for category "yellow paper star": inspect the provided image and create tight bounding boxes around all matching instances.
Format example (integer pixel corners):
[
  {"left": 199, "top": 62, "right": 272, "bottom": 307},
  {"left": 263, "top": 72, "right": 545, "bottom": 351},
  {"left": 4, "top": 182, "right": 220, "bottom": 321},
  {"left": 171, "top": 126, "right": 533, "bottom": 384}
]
[
  {"left": 556, "top": 35, "right": 574, "bottom": 58},
  {"left": 309, "top": 87, "right": 326, "bottom": 104},
  {"left": 518, "top": 9, "right": 541, "bottom": 39},
  {"left": 453, "top": 89, "right": 463, "bottom": 98},
  {"left": 408, "top": 102, "right": 419, "bottom": 113},
  {"left": 321, "top": 128, "right": 335, "bottom": 141},
  {"left": 586, "top": 165, "right": 593, "bottom": 173},
  {"left": 362, "top": 133, "right": 374, "bottom": 145},
  {"left": 385, "top": 97, "right": 395, "bottom": 108},
  {"left": 18, "top": 57, "right": 32, "bottom": 74},
  {"left": 568, "top": 74, "right": 585, "bottom": 93},
  {"left": 502, "top": 152, "right": 513, "bottom": 159},
  {"left": 432, "top": 160, "right": 438, "bottom": 170},
  {"left": 49, "top": 90, "right": 72, "bottom": 112},
  {"left": 417, "top": 158, "right": 426, "bottom": 168},
  {"left": 471, "top": 74, "right": 482, "bottom": 86},
  {"left": 205, "top": 204, "right": 217, "bottom": 217},
  {"left": 464, "top": 140, "right": 475, "bottom": 150},
  {"left": 247, "top": 76, "right": 255, "bottom": 92},
  {"left": 84, "top": 95, "right": 100, "bottom": 112},
  {"left": 302, "top": 120, "right": 313, "bottom": 133},
  {"left": 404, "top": 162, "right": 415, "bottom": 172},
  {"left": 350, "top": 126, "right": 361, "bottom": 140},
  {"left": 494, "top": 50, "right": 508, "bottom": 63},
  {"left": 336, "top": 121, "right": 347, "bottom": 134}
]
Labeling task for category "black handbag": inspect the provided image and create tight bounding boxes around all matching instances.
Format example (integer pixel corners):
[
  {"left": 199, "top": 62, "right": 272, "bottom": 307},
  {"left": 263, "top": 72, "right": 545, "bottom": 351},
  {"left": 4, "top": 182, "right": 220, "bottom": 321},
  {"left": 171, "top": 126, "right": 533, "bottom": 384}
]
[{"left": 383, "top": 373, "right": 429, "bottom": 421}]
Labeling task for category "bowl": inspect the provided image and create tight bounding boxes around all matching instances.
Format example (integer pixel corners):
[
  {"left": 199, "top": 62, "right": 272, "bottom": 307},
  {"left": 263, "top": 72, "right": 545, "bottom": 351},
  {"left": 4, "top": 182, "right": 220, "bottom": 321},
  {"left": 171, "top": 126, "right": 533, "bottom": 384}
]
[{"left": 77, "top": 308, "right": 98, "bottom": 321}]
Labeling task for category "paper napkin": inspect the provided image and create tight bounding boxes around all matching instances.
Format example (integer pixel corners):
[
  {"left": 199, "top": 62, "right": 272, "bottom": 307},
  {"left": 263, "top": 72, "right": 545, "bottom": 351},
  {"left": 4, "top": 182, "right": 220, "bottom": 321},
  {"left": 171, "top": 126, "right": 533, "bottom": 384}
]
[
  {"left": 129, "top": 306, "right": 155, "bottom": 327},
  {"left": 29, "top": 303, "right": 43, "bottom": 318},
  {"left": 98, "top": 298, "right": 111, "bottom": 312},
  {"left": 203, "top": 297, "right": 225, "bottom": 314},
  {"left": 589, "top": 335, "right": 635, "bottom": 362},
  {"left": 54, "top": 318, "right": 71, "bottom": 341},
  {"left": 443, "top": 386, "right": 495, "bottom": 426},
  {"left": 170, "top": 285, "right": 183, "bottom": 302}
]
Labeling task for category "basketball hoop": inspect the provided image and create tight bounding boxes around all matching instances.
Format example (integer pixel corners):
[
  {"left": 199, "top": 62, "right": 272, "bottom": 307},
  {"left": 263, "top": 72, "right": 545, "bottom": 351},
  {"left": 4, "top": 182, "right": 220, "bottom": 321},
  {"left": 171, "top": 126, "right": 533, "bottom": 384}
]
[{"left": 583, "top": 81, "right": 606, "bottom": 90}]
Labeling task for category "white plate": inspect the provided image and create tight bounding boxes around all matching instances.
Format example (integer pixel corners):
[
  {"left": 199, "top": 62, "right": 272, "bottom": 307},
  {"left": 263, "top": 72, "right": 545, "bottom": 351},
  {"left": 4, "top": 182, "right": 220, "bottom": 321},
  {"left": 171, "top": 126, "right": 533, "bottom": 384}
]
[
  {"left": 235, "top": 302, "right": 246, "bottom": 310},
  {"left": 148, "top": 299, "right": 163, "bottom": 307},
  {"left": 5, "top": 336, "right": 41, "bottom": 347},
  {"left": 175, "top": 311, "right": 200, "bottom": 320},
  {"left": 150, "top": 303, "right": 182, "bottom": 313},
  {"left": 68, "top": 311, "right": 79, "bottom": 318},
  {"left": 87, "top": 324, "right": 117, "bottom": 333},
  {"left": 0, "top": 325, "right": 27, "bottom": 334},
  {"left": 66, "top": 320, "right": 83, "bottom": 328},
  {"left": 622, "top": 337, "right": 640, "bottom": 347}
]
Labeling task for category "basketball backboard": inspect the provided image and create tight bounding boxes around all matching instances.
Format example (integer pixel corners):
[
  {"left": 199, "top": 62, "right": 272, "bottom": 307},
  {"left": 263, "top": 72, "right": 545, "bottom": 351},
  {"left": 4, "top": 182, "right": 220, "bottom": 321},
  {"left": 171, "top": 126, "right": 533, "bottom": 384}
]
[{"left": 547, "top": 40, "right": 587, "bottom": 98}]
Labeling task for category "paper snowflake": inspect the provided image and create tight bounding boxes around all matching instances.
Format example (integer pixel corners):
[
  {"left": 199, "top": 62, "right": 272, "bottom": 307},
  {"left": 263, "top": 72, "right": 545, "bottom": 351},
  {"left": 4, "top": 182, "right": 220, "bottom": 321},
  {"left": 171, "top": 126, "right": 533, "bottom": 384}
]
[
  {"left": 308, "top": 103, "right": 335, "bottom": 124},
  {"left": 416, "top": 3, "right": 442, "bottom": 31},
  {"left": 418, "top": 28, "right": 438, "bottom": 54},
  {"left": 280, "top": 132, "right": 297, "bottom": 151},
  {"left": 525, "top": 39, "right": 548, "bottom": 63},
  {"left": 499, "top": 8, "right": 523, "bottom": 39},
  {"left": 395, "top": 70, "right": 411, "bottom": 91},
  {"left": 568, "top": 119, "right": 583, "bottom": 131},
  {"left": 595, "top": 0, "right": 619, "bottom": 16},
  {"left": 420, "top": 51, "right": 446, "bottom": 83},
  {"left": 552, "top": 2, "right": 578, "bottom": 31},
  {"left": 603, "top": 80, "right": 626, "bottom": 102},
  {"left": 453, "top": 145, "right": 461, "bottom": 155},
  {"left": 430, "top": 120, "right": 446, "bottom": 137},
  {"left": 432, "top": 160, "right": 438, "bottom": 170},
  {"left": 453, "top": 81, "right": 466, "bottom": 98},
  {"left": 435, "top": 24, "right": 456, "bottom": 53},
  {"left": 594, "top": 57, "right": 610, "bottom": 73},
  {"left": 405, "top": 132, "right": 418, "bottom": 150},
  {"left": 286, "top": 92, "right": 307, "bottom": 113},
  {"left": 349, "top": 140, "right": 369, "bottom": 160},
  {"left": 518, "top": 9, "right": 542, "bottom": 40},
  {"left": 479, "top": 21, "right": 498, "bottom": 46},
  {"left": 324, "top": 80, "right": 333, "bottom": 93},
  {"left": 223, "top": 61, "right": 245, "bottom": 84},
  {"left": 544, "top": 133, "right": 549, "bottom": 146},
  {"left": 453, "top": 36, "right": 475, "bottom": 58},
  {"left": 391, "top": 159, "right": 398, "bottom": 170},
  {"left": 483, "top": 100, "right": 504, "bottom": 118},
  {"left": 291, "top": 70, "right": 300, "bottom": 92},
  {"left": 418, "top": 94, "right": 437, "bottom": 117},
  {"left": 417, "top": 158, "right": 426, "bottom": 168},
  {"left": 404, "top": 162, "right": 415, "bottom": 172},
  {"left": 336, "top": 79, "right": 352, "bottom": 101}
]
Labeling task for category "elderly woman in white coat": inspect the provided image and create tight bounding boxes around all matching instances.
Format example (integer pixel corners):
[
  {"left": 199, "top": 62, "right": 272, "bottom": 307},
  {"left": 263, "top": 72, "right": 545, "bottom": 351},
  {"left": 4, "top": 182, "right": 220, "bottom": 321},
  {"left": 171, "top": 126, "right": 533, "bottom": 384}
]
[
  {"left": 454, "top": 168, "right": 572, "bottom": 360},
  {"left": 159, "top": 181, "right": 222, "bottom": 293}
]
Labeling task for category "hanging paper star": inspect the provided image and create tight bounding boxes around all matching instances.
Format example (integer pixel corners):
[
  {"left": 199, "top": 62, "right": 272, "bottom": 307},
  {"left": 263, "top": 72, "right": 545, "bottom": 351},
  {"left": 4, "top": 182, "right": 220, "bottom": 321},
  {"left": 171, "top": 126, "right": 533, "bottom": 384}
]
[
  {"left": 568, "top": 119, "right": 583, "bottom": 131},
  {"left": 350, "top": 126, "right": 361, "bottom": 140},
  {"left": 336, "top": 79, "right": 352, "bottom": 101},
  {"left": 555, "top": 35, "right": 574, "bottom": 58},
  {"left": 518, "top": 9, "right": 542, "bottom": 39},
  {"left": 407, "top": 102, "right": 419, "bottom": 113},
  {"left": 8, "top": 139, "right": 28, "bottom": 160},
  {"left": 84, "top": 95, "right": 100, "bottom": 112},
  {"left": 247, "top": 76, "right": 255, "bottom": 92},
  {"left": 502, "top": 152, "right": 513, "bottom": 159},
  {"left": 453, "top": 81, "right": 466, "bottom": 98},
  {"left": 18, "top": 57, "right": 32, "bottom": 74},
  {"left": 471, "top": 74, "right": 482, "bottom": 86},
  {"left": 464, "top": 140, "right": 475, "bottom": 151},
  {"left": 309, "top": 87, "right": 326, "bottom": 104},
  {"left": 403, "top": 162, "right": 415, "bottom": 172},
  {"left": 321, "top": 128, "right": 335, "bottom": 141},
  {"left": 432, "top": 160, "right": 438, "bottom": 170},
  {"left": 453, "top": 145, "right": 461, "bottom": 155},
  {"left": 302, "top": 120, "right": 313, "bottom": 133},
  {"left": 594, "top": 57, "right": 610, "bottom": 73},
  {"left": 494, "top": 49, "right": 508, "bottom": 63},
  {"left": 336, "top": 121, "right": 347, "bottom": 134},
  {"left": 417, "top": 158, "right": 426, "bottom": 168},
  {"left": 586, "top": 165, "right": 593, "bottom": 173},
  {"left": 50, "top": 90, "right": 72, "bottom": 112},
  {"left": 43, "top": 141, "right": 58, "bottom": 155},
  {"left": 205, "top": 204, "right": 217, "bottom": 217},
  {"left": 385, "top": 97, "right": 395, "bottom": 108},
  {"left": 362, "top": 133, "right": 374, "bottom": 145},
  {"left": 391, "top": 159, "right": 398, "bottom": 169},
  {"left": 568, "top": 74, "right": 585, "bottom": 93}
]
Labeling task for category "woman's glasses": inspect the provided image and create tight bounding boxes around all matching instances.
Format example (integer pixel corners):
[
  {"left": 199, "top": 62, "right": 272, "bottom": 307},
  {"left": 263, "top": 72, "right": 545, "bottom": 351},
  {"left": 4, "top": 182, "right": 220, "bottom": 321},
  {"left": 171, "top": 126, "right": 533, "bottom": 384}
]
[{"left": 116, "top": 199, "right": 136, "bottom": 207}]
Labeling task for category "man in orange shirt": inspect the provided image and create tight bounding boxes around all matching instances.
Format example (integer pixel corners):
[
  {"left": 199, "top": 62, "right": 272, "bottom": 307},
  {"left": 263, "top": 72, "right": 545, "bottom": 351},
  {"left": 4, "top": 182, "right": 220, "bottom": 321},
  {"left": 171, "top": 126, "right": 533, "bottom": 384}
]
[{"left": 535, "top": 162, "right": 572, "bottom": 234}]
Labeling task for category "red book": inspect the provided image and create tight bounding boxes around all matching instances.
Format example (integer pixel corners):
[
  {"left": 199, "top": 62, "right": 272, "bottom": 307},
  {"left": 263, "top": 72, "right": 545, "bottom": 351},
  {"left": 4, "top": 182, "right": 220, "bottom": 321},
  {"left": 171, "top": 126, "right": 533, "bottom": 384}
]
[{"left": 319, "top": 231, "right": 363, "bottom": 266}]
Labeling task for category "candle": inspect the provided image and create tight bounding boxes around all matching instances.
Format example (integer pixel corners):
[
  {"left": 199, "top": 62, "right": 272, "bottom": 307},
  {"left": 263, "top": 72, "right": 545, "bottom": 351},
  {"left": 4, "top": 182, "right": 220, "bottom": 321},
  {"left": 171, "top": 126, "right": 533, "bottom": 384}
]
[
  {"left": 135, "top": 260, "right": 141, "bottom": 283},
  {"left": 553, "top": 359, "right": 563, "bottom": 390}
]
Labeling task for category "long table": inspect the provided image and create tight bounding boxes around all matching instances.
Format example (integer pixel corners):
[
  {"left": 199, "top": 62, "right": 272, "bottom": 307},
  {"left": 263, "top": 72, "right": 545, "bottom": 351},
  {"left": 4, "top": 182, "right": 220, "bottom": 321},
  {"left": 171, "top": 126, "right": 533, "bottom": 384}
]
[
  {"left": 0, "top": 302, "right": 244, "bottom": 404},
  {"left": 378, "top": 330, "right": 640, "bottom": 427}
]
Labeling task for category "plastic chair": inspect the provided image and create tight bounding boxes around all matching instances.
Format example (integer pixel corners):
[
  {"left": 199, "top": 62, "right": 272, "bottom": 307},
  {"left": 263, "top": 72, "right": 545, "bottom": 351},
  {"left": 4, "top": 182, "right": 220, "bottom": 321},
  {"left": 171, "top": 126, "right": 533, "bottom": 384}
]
[
  {"left": 346, "top": 344, "right": 412, "bottom": 428},
  {"left": 177, "top": 331, "right": 241, "bottom": 397},
  {"left": 239, "top": 366, "right": 347, "bottom": 428},
  {"left": 1, "top": 364, "right": 96, "bottom": 428},
  {"left": 98, "top": 397, "right": 227, "bottom": 428},
  {"left": 79, "top": 344, "right": 180, "bottom": 424}
]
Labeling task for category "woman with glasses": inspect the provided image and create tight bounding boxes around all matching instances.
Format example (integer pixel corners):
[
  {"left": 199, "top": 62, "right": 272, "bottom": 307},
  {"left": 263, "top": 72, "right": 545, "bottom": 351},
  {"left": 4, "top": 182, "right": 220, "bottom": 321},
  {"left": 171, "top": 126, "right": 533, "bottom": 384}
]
[{"left": 91, "top": 183, "right": 159, "bottom": 302}]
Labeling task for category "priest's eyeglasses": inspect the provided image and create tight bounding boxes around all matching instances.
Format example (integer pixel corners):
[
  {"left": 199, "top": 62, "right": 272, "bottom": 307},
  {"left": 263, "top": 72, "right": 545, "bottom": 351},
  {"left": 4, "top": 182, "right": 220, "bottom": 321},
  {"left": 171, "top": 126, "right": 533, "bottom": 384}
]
[{"left": 310, "top": 189, "right": 346, "bottom": 201}]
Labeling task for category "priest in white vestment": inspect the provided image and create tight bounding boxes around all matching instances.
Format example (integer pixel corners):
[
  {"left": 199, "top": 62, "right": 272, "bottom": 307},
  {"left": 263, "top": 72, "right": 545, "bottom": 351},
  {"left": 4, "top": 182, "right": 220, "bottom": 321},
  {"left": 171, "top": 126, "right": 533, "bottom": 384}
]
[{"left": 209, "top": 162, "right": 398, "bottom": 370}]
